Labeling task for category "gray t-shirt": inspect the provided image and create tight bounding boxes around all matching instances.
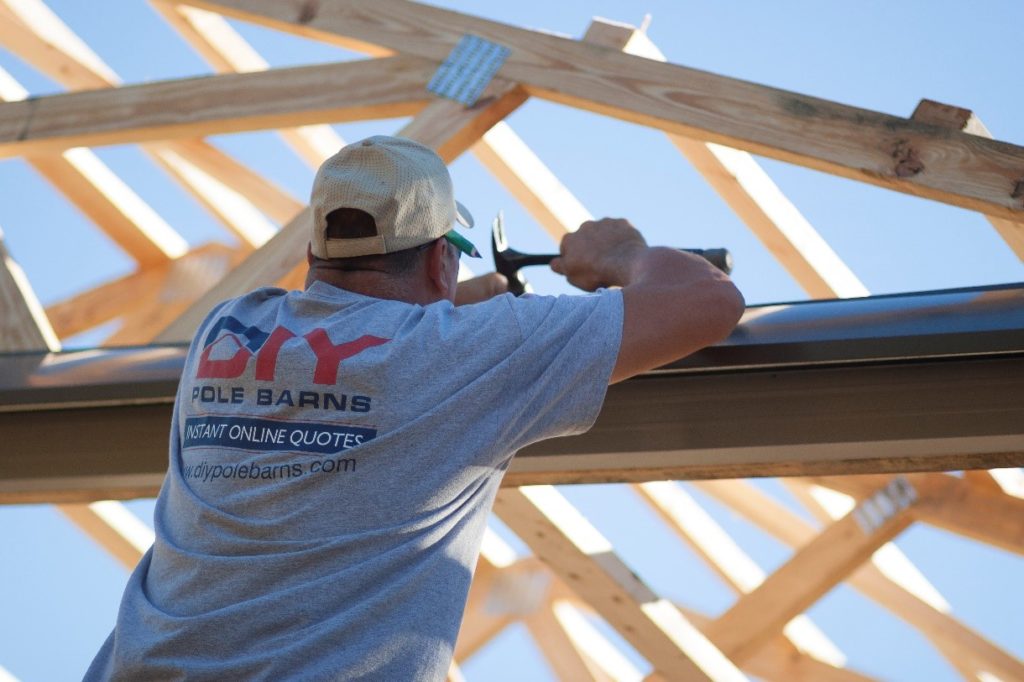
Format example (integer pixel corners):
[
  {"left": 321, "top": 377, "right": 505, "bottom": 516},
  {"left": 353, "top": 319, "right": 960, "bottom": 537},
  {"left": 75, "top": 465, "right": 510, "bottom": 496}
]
[{"left": 86, "top": 281, "right": 622, "bottom": 681}]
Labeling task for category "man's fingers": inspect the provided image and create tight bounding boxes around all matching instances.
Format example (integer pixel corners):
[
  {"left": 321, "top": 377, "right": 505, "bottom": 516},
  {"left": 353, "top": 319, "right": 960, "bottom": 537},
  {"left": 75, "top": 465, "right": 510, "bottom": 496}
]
[{"left": 549, "top": 256, "right": 564, "bottom": 275}]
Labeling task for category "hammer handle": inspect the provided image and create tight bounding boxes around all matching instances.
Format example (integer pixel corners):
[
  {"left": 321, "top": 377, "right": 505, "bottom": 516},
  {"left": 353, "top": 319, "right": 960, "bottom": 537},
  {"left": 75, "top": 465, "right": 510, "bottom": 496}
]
[{"left": 533, "top": 248, "right": 733, "bottom": 275}]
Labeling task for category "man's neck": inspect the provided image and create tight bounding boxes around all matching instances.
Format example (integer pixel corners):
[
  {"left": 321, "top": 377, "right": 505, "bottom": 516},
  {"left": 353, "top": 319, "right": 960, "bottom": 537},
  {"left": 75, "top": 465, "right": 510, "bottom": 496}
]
[{"left": 306, "top": 270, "right": 439, "bottom": 305}]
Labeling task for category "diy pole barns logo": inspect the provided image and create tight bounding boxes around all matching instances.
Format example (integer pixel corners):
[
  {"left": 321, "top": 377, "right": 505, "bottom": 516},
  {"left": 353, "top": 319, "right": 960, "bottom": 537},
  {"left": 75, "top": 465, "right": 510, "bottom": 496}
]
[{"left": 196, "top": 316, "right": 389, "bottom": 385}]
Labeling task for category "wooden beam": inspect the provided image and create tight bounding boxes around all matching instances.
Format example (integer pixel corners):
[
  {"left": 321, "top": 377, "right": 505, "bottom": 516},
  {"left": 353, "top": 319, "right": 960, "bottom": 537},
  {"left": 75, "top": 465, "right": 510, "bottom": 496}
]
[
  {"left": 911, "top": 99, "right": 1024, "bottom": 259},
  {"left": 0, "top": 0, "right": 120, "bottom": 89},
  {"left": 813, "top": 473, "right": 1024, "bottom": 557},
  {"left": 452, "top": 560, "right": 517, "bottom": 662},
  {"left": 44, "top": 242, "right": 241, "bottom": 340},
  {"left": 27, "top": 149, "right": 189, "bottom": 265},
  {"left": 695, "top": 480, "right": 1024, "bottom": 681},
  {"left": 546, "top": 599, "right": 645, "bottom": 681},
  {"left": 0, "top": 226, "right": 60, "bottom": 351},
  {"left": 153, "top": 138, "right": 303, "bottom": 225},
  {"left": 182, "top": 0, "right": 1024, "bottom": 221},
  {"left": 57, "top": 501, "right": 151, "bottom": 570},
  {"left": 0, "top": 61, "right": 187, "bottom": 266},
  {"left": 471, "top": 122, "right": 592, "bottom": 243},
  {"left": 635, "top": 482, "right": 846, "bottom": 668},
  {"left": 673, "top": 607, "right": 876, "bottom": 682},
  {"left": 0, "top": 9, "right": 292, "bottom": 260},
  {"left": 494, "top": 485, "right": 748, "bottom": 681},
  {"left": 582, "top": 19, "right": 866, "bottom": 299},
  {"left": 150, "top": 2, "right": 348, "bottom": 168},
  {"left": 558, "top": 575, "right": 872, "bottom": 682},
  {"left": 0, "top": 57, "right": 434, "bottom": 156},
  {"left": 524, "top": 601, "right": 610, "bottom": 682},
  {"left": 104, "top": 244, "right": 246, "bottom": 345},
  {"left": 704, "top": 478, "right": 918, "bottom": 663},
  {"left": 155, "top": 81, "right": 527, "bottom": 342}
]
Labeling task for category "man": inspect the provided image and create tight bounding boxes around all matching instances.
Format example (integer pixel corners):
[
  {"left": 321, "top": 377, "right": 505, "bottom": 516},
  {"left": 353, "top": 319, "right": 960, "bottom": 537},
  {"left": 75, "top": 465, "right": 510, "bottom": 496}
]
[{"left": 86, "top": 135, "right": 743, "bottom": 680}]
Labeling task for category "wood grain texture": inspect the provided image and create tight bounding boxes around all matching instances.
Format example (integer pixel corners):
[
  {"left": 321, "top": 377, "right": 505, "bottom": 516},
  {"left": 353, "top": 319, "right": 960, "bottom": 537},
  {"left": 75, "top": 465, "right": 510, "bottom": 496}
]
[
  {"left": 44, "top": 242, "right": 240, "bottom": 340},
  {"left": 27, "top": 151, "right": 188, "bottom": 265},
  {"left": 912, "top": 99, "right": 1024, "bottom": 258},
  {"left": 704, "top": 486, "right": 915, "bottom": 663},
  {"left": 494, "top": 486, "right": 747, "bottom": 681},
  {"left": 0, "top": 56, "right": 434, "bottom": 156},
  {"left": 699, "top": 479, "right": 1024, "bottom": 680},
  {"left": 811, "top": 473, "right": 1024, "bottom": 556},
  {"left": 183, "top": 0, "right": 1024, "bottom": 220},
  {"left": 583, "top": 20, "right": 867, "bottom": 299}
]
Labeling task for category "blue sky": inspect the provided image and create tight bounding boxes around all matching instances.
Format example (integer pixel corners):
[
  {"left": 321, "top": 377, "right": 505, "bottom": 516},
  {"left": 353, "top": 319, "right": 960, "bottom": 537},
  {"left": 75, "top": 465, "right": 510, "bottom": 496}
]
[{"left": 1, "top": 1, "right": 1022, "bottom": 680}]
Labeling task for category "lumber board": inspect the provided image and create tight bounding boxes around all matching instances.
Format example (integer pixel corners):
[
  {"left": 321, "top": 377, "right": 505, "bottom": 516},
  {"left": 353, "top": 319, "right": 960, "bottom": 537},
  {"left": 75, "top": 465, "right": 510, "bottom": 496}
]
[
  {"left": 0, "top": 0, "right": 119, "bottom": 90},
  {"left": 912, "top": 99, "right": 1024, "bottom": 258},
  {"left": 182, "top": 0, "right": 1024, "bottom": 220},
  {"left": 813, "top": 473, "right": 1024, "bottom": 557},
  {"left": 635, "top": 482, "right": 845, "bottom": 667},
  {"left": 0, "top": 11, "right": 295, "bottom": 259},
  {"left": 150, "top": 1, "right": 348, "bottom": 167},
  {"left": 57, "top": 502, "right": 150, "bottom": 570},
  {"left": 677, "top": 608, "right": 876, "bottom": 682},
  {"left": 151, "top": 139, "right": 303, "bottom": 226},
  {"left": 703, "top": 480, "right": 917, "bottom": 663},
  {"left": 696, "top": 480, "right": 1024, "bottom": 681},
  {"left": 27, "top": 150, "right": 188, "bottom": 266},
  {"left": 0, "top": 229, "right": 60, "bottom": 351},
  {"left": 524, "top": 603, "right": 608, "bottom": 682},
  {"left": 471, "top": 122, "right": 592, "bottom": 242},
  {"left": 494, "top": 486, "right": 747, "bottom": 680},
  {"left": 43, "top": 242, "right": 240, "bottom": 340},
  {"left": 582, "top": 20, "right": 866, "bottom": 300},
  {"left": 0, "top": 57, "right": 434, "bottom": 155},
  {"left": 155, "top": 81, "right": 526, "bottom": 343}
]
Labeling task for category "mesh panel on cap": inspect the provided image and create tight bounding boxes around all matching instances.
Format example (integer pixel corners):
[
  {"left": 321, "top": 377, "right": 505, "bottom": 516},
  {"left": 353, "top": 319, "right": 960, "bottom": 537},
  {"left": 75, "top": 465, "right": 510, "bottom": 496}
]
[{"left": 310, "top": 136, "right": 465, "bottom": 259}]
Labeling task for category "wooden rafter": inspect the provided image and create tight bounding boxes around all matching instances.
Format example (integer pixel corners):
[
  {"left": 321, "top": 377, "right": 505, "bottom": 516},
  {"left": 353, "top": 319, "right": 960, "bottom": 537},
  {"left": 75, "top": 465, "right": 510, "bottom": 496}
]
[
  {"left": 910, "top": 99, "right": 1024, "bottom": 259},
  {"left": 173, "top": 0, "right": 1024, "bottom": 220},
  {"left": 695, "top": 479, "right": 1024, "bottom": 681},
  {"left": 0, "top": 2, "right": 1020, "bottom": 679},
  {"left": 0, "top": 57, "right": 434, "bottom": 156},
  {"left": 703, "top": 479, "right": 917, "bottom": 663},
  {"left": 812, "top": 473, "right": 1024, "bottom": 557},
  {"left": 494, "top": 485, "right": 748, "bottom": 681},
  {"left": 155, "top": 78, "right": 527, "bottom": 342},
  {"left": 149, "top": 1, "right": 348, "bottom": 168},
  {"left": 582, "top": 19, "right": 868, "bottom": 299},
  {"left": 635, "top": 482, "right": 845, "bottom": 667}
]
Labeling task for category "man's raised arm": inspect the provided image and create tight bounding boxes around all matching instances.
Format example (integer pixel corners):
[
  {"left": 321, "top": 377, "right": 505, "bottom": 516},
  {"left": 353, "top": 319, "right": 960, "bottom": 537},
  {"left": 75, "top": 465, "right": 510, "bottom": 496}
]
[{"left": 551, "top": 218, "right": 745, "bottom": 384}]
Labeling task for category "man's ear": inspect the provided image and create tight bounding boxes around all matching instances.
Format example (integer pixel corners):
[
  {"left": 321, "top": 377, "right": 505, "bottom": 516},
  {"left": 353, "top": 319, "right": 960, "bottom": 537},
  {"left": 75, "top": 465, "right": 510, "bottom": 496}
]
[{"left": 425, "top": 238, "right": 455, "bottom": 298}]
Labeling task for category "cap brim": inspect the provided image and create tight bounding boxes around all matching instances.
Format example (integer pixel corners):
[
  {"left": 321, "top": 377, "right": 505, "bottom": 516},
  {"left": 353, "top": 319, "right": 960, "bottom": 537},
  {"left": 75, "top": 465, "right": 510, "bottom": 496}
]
[
  {"left": 455, "top": 200, "right": 474, "bottom": 229},
  {"left": 445, "top": 230, "right": 481, "bottom": 258}
]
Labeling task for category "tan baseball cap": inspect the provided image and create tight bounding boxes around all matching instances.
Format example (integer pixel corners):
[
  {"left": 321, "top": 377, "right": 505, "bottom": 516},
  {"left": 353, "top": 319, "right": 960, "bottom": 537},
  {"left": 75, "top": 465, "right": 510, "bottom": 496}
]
[{"left": 309, "top": 135, "right": 479, "bottom": 259}]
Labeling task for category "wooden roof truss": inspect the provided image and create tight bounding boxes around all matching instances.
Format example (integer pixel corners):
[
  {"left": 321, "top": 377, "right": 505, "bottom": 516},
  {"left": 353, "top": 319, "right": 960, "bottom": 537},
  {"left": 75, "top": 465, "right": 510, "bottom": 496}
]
[{"left": 1, "top": 1, "right": 1022, "bottom": 679}]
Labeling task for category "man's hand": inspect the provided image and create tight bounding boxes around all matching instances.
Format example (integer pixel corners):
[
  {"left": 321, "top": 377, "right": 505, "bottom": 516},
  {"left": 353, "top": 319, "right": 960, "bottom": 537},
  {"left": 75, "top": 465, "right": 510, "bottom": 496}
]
[
  {"left": 455, "top": 272, "right": 509, "bottom": 306},
  {"left": 551, "top": 217, "right": 744, "bottom": 384},
  {"left": 550, "top": 218, "right": 648, "bottom": 291}
]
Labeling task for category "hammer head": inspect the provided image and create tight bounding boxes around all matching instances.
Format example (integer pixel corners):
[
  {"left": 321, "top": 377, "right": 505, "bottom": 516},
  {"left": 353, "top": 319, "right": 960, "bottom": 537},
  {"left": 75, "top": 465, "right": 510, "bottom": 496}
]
[{"left": 491, "top": 212, "right": 532, "bottom": 296}]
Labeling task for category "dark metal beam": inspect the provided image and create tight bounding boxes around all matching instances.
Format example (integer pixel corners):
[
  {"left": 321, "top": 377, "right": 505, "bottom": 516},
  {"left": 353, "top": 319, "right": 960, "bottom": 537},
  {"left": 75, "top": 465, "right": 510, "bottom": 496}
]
[{"left": 2, "top": 284, "right": 1022, "bottom": 503}]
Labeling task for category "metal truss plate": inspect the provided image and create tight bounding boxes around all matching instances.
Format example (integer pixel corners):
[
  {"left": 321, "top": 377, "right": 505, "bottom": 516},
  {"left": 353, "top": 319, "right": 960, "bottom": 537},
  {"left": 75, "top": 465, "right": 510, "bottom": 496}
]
[{"left": 427, "top": 34, "right": 511, "bottom": 106}]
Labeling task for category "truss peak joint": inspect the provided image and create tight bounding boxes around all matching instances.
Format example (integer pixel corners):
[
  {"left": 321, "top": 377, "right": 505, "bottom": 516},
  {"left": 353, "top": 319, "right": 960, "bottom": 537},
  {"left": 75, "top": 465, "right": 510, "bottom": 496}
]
[{"left": 427, "top": 34, "right": 511, "bottom": 107}]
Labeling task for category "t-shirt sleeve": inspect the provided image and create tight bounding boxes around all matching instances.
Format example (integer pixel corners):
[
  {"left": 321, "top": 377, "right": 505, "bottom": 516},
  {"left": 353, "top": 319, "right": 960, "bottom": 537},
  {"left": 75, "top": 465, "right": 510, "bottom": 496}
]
[{"left": 499, "top": 290, "right": 623, "bottom": 450}]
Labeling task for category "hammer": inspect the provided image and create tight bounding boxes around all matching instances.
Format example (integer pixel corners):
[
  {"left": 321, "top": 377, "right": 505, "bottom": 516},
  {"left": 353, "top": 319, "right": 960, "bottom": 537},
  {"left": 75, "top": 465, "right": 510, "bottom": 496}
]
[{"left": 491, "top": 212, "right": 733, "bottom": 296}]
